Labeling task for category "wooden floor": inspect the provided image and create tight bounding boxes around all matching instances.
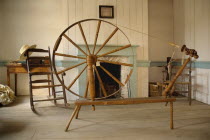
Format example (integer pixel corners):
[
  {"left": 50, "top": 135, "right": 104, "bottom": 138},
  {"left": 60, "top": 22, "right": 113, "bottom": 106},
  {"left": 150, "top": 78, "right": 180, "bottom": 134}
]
[{"left": 1, "top": 96, "right": 210, "bottom": 140}]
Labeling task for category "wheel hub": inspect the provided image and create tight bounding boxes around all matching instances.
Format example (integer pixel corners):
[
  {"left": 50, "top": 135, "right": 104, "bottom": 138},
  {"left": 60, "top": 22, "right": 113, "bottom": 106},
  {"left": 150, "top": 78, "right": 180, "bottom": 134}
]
[{"left": 87, "top": 55, "right": 97, "bottom": 65}]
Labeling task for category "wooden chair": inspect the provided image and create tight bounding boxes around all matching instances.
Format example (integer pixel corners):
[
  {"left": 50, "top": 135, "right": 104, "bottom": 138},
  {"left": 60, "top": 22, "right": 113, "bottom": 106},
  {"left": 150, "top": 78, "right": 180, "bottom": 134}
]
[{"left": 26, "top": 47, "right": 67, "bottom": 111}]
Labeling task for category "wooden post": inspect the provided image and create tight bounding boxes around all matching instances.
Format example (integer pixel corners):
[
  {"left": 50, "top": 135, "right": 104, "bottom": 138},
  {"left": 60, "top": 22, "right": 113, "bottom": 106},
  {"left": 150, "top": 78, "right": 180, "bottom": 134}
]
[
  {"left": 7, "top": 68, "right": 10, "bottom": 87},
  {"left": 75, "top": 105, "right": 81, "bottom": 119},
  {"left": 47, "top": 74, "right": 51, "bottom": 96},
  {"left": 189, "top": 61, "right": 192, "bottom": 105},
  {"left": 14, "top": 74, "right": 17, "bottom": 96},
  {"left": 162, "top": 57, "right": 191, "bottom": 96},
  {"left": 87, "top": 55, "right": 96, "bottom": 101},
  {"left": 65, "top": 105, "right": 80, "bottom": 131},
  {"left": 170, "top": 102, "right": 174, "bottom": 129}
]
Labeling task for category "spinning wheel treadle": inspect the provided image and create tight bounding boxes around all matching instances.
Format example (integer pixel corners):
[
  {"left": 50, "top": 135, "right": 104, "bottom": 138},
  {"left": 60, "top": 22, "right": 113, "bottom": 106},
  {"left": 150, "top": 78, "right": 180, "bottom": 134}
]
[{"left": 52, "top": 19, "right": 133, "bottom": 100}]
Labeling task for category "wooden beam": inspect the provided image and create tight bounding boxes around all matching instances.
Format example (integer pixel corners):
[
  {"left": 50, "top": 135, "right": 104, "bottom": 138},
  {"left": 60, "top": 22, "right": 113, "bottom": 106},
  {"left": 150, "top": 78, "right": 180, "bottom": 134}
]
[
  {"left": 63, "top": 34, "right": 88, "bottom": 56},
  {"left": 125, "top": 69, "right": 133, "bottom": 84},
  {"left": 78, "top": 23, "right": 91, "bottom": 55},
  {"left": 98, "top": 44, "right": 131, "bottom": 57},
  {"left": 55, "top": 53, "right": 86, "bottom": 60},
  {"left": 67, "top": 65, "right": 88, "bottom": 89},
  {"left": 92, "top": 20, "right": 101, "bottom": 54},
  {"left": 100, "top": 65, "right": 124, "bottom": 86},
  {"left": 162, "top": 57, "right": 191, "bottom": 96},
  {"left": 93, "top": 65, "right": 107, "bottom": 97},
  {"left": 95, "top": 27, "right": 118, "bottom": 55},
  {"left": 75, "top": 97, "right": 176, "bottom": 105},
  {"left": 57, "top": 61, "right": 86, "bottom": 75},
  {"left": 98, "top": 59, "right": 133, "bottom": 67}
]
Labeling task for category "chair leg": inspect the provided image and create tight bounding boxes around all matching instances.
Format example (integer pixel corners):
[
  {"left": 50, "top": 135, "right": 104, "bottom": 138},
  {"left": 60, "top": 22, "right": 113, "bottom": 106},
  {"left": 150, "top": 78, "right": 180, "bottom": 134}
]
[
  {"left": 51, "top": 76, "right": 57, "bottom": 104},
  {"left": 29, "top": 76, "right": 34, "bottom": 111},
  {"left": 170, "top": 102, "right": 174, "bottom": 129},
  {"left": 188, "top": 83, "right": 192, "bottom": 106},
  {"left": 65, "top": 105, "right": 80, "bottom": 132},
  {"left": 61, "top": 75, "right": 67, "bottom": 106},
  {"left": 165, "top": 94, "right": 169, "bottom": 106},
  {"left": 47, "top": 75, "right": 51, "bottom": 96},
  {"left": 75, "top": 105, "right": 81, "bottom": 119}
]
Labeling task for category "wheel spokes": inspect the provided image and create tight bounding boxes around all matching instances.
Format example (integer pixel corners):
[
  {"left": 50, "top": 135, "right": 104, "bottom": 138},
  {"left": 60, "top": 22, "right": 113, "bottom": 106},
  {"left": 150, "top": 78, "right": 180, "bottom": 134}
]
[
  {"left": 98, "top": 59, "right": 133, "bottom": 67},
  {"left": 67, "top": 65, "right": 88, "bottom": 90},
  {"left": 97, "top": 44, "right": 131, "bottom": 58},
  {"left": 55, "top": 53, "right": 86, "bottom": 60},
  {"left": 99, "top": 65, "right": 124, "bottom": 86},
  {"left": 125, "top": 69, "right": 133, "bottom": 84},
  {"left": 95, "top": 27, "right": 118, "bottom": 55},
  {"left": 53, "top": 19, "right": 133, "bottom": 100},
  {"left": 63, "top": 34, "right": 88, "bottom": 56},
  {"left": 92, "top": 21, "right": 101, "bottom": 54},
  {"left": 78, "top": 23, "right": 91, "bottom": 55},
  {"left": 57, "top": 61, "right": 86, "bottom": 75},
  {"left": 93, "top": 65, "right": 107, "bottom": 97}
]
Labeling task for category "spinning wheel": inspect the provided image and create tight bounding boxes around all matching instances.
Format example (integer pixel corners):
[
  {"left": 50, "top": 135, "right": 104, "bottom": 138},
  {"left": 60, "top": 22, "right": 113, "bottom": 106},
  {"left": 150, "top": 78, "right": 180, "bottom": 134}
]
[{"left": 52, "top": 19, "right": 134, "bottom": 100}]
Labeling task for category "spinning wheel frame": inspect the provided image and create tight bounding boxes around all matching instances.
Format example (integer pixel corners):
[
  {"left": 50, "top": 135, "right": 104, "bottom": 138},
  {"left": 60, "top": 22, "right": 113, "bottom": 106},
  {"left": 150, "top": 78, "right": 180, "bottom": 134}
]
[{"left": 52, "top": 19, "right": 133, "bottom": 100}]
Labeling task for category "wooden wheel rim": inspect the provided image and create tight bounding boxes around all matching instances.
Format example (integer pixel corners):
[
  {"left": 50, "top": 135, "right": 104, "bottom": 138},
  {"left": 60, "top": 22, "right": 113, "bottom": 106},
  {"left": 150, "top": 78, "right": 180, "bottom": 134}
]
[{"left": 52, "top": 18, "right": 134, "bottom": 100}]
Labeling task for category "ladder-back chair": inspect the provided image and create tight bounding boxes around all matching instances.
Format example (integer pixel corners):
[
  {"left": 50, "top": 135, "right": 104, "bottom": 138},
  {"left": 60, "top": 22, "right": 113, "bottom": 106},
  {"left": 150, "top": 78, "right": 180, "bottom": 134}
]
[{"left": 26, "top": 47, "right": 67, "bottom": 111}]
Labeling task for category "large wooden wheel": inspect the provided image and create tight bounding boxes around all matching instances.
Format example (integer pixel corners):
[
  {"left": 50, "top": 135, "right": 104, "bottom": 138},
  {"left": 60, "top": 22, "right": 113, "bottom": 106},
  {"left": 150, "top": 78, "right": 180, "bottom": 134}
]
[{"left": 52, "top": 19, "right": 133, "bottom": 100}]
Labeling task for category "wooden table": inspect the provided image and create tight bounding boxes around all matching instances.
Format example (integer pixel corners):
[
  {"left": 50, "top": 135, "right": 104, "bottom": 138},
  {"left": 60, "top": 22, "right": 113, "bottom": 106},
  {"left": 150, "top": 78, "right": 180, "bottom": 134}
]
[{"left": 6, "top": 63, "right": 50, "bottom": 96}]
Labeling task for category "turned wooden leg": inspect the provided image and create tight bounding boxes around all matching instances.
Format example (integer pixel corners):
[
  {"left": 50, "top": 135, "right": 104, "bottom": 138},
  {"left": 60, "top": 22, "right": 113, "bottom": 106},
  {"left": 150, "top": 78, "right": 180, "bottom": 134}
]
[
  {"left": 65, "top": 105, "right": 80, "bottom": 132},
  {"left": 170, "top": 102, "right": 174, "bottom": 129},
  {"left": 7, "top": 69, "right": 10, "bottom": 87},
  {"left": 92, "top": 105, "right": 95, "bottom": 111},
  {"left": 188, "top": 84, "right": 192, "bottom": 106},
  {"left": 75, "top": 105, "right": 81, "bottom": 119},
  {"left": 15, "top": 74, "right": 17, "bottom": 96}
]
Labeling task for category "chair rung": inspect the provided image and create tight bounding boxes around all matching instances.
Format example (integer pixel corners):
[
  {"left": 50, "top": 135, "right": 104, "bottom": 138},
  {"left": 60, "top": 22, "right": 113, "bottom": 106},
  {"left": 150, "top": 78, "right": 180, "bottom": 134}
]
[
  {"left": 32, "top": 84, "right": 62, "bottom": 89},
  {"left": 55, "top": 91, "right": 63, "bottom": 93},
  {"left": 175, "top": 82, "right": 190, "bottom": 84},
  {"left": 30, "top": 72, "right": 52, "bottom": 75},
  {"left": 172, "top": 73, "right": 190, "bottom": 76},
  {"left": 31, "top": 79, "right": 52, "bottom": 83},
  {"left": 175, "top": 91, "right": 189, "bottom": 93},
  {"left": 33, "top": 97, "right": 64, "bottom": 102},
  {"left": 164, "top": 81, "right": 190, "bottom": 84},
  {"left": 28, "top": 48, "right": 49, "bottom": 53},
  {"left": 28, "top": 56, "right": 50, "bottom": 60}
]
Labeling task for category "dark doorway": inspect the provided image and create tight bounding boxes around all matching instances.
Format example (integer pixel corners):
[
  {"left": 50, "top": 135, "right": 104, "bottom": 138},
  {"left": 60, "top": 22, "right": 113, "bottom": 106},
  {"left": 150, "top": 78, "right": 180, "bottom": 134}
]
[{"left": 95, "top": 63, "right": 121, "bottom": 98}]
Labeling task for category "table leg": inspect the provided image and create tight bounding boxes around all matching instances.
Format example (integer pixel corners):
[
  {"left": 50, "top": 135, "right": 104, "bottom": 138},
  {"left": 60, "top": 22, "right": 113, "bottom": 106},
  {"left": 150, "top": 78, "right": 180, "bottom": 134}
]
[
  {"left": 7, "top": 69, "right": 10, "bottom": 87},
  {"left": 170, "top": 102, "right": 174, "bottom": 129},
  {"left": 15, "top": 74, "right": 17, "bottom": 96}
]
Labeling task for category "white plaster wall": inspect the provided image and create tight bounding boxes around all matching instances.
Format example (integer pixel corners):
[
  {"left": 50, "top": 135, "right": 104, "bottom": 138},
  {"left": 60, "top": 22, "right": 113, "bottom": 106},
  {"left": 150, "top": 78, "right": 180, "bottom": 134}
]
[
  {"left": 0, "top": 0, "right": 149, "bottom": 99},
  {"left": 194, "top": 0, "right": 210, "bottom": 104},
  {"left": 148, "top": 0, "right": 174, "bottom": 82},
  {"left": 0, "top": 0, "right": 75, "bottom": 100},
  {"left": 0, "top": 1, "right": 2, "bottom": 42},
  {"left": 148, "top": 0, "right": 174, "bottom": 61},
  {"left": 173, "top": 0, "right": 210, "bottom": 104},
  {"left": 0, "top": 0, "right": 68, "bottom": 60},
  {"left": 194, "top": 68, "right": 210, "bottom": 104}
]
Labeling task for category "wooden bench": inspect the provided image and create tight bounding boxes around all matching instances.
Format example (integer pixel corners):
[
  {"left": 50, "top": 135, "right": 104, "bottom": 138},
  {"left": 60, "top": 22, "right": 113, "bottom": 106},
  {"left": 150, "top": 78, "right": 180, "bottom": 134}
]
[{"left": 65, "top": 97, "right": 176, "bottom": 131}]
